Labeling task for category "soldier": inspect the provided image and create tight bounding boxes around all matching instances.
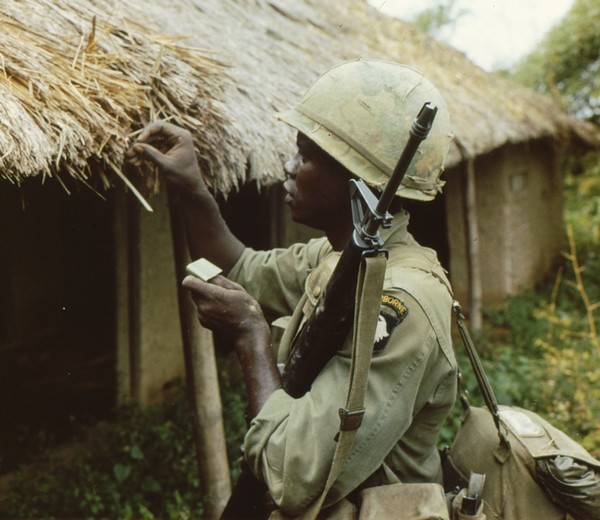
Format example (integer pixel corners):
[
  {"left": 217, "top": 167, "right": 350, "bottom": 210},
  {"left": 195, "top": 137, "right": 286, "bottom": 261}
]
[{"left": 126, "top": 59, "right": 456, "bottom": 517}]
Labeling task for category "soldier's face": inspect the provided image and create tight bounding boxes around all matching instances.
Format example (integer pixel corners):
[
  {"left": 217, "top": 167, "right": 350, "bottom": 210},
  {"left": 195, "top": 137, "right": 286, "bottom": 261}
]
[{"left": 283, "top": 133, "right": 351, "bottom": 230}]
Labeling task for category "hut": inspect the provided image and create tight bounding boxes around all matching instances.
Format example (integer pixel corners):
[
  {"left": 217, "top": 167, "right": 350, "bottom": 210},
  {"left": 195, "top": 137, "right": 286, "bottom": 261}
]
[{"left": 1, "top": 0, "right": 599, "bottom": 463}]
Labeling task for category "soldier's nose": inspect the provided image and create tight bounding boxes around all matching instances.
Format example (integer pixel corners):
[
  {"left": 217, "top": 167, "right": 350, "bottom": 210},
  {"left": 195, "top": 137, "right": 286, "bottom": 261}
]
[{"left": 284, "top": 157, "right": 296, "bottom": 178}]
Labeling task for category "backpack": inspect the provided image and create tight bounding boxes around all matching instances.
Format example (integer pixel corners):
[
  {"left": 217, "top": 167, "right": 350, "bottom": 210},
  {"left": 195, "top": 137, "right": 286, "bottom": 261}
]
[{"left": 445, "top": 302, "right": 600, "bottom": 520}]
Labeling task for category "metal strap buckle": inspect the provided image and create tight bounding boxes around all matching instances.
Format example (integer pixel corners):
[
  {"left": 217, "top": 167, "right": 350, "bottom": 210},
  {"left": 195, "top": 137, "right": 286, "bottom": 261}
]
[{"left": 338, "top": 407, "right": 365, "bottom": 432}]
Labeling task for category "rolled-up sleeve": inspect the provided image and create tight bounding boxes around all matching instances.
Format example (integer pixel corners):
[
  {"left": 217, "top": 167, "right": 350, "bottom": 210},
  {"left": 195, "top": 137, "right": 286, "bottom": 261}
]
[{"left": 228, "top": 238, "right": 331, "bottom": 319}]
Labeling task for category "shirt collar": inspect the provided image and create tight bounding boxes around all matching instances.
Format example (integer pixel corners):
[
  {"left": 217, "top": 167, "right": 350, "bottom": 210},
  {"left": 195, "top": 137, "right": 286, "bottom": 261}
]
[{"left": 379, "top": 209, "right": 417, "bottom": 247}]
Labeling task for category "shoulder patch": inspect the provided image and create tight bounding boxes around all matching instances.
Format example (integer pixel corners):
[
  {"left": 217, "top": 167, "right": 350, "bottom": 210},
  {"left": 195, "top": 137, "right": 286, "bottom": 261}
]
[{"left": 374, "top": 294, "right": 409, "bottom": 353}]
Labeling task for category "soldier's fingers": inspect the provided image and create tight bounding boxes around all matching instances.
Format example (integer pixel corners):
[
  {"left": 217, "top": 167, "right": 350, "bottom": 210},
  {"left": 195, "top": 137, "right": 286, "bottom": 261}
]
[
  {"left": 136, "top": 121, "right": 170, "bottom": 143},
  {"left": 124, "top": 143, "right": 145, "bottom": 165},
  {"left": 209, "top": 275, "right": 245, "bottom": 292},
  {"left": 137, "top": 121, "right": 188, "bottom": 147},
  {"left": 182, "top": 274, "right": 211, "bottom": 294},
  {"left": 129, "top": 143, "right": 171, "bottom": 170},
  {"left": 182, "top": 276, "right": 231, "bottom": 305}
]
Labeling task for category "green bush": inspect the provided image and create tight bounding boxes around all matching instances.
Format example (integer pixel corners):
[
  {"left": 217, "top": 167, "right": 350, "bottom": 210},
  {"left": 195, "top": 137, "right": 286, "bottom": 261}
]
[
  {"left": 447, "top": 270, "right": 599, "bottom": 457},
  {"left": 0, "top": 383, "right": 202, "bottom": 519},
  {"left": 0, "top": 371, "right": 249, "bottom": 519}
]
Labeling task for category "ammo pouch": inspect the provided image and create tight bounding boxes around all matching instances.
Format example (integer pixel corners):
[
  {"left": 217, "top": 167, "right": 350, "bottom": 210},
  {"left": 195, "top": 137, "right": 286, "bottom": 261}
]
[{"left": 448, "top": 303, "right": 600, "bottom": 520}]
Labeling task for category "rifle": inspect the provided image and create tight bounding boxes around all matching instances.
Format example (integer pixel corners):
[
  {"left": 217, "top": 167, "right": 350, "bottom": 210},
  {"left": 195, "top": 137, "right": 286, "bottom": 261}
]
[{"left": 220, "top": 102, "right": 438, "bottom": 519}]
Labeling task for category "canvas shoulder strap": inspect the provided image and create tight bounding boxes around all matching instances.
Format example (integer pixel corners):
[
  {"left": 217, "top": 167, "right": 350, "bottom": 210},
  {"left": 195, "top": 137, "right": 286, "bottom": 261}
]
[
  {"left": 297, "top": 253, "right": 387, "bottom": 520},
  {"left": 452, "top": 301, "right": 502, "bottom": 431}
]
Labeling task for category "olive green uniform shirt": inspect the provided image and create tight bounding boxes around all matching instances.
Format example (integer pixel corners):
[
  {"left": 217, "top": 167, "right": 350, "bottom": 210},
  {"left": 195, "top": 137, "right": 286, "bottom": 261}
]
[{"left": 228, "top": 210, "right": 457, "bottom": 514}]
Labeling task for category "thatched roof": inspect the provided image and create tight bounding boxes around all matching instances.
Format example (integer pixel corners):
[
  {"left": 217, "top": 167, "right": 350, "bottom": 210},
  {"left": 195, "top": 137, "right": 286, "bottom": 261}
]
[
  {"left": 2, "top": 0, "right": 599, "bottom": 201},
  {"left": 0, "top": 0, "right": 238, "bottom": 203}
]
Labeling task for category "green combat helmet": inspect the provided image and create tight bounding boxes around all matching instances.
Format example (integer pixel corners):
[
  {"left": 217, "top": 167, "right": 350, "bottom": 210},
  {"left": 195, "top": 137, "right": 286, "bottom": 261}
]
[{"left": 277, "top": 58, "right": 453, "bottom": 201}]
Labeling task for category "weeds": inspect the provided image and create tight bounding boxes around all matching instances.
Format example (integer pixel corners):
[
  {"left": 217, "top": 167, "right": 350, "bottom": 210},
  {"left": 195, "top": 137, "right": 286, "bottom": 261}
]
[
  {"left": 0, "top": 384, "right": 203, "bottom": 519},
  {"left": 460, "top": 168, "right": 600, "bottom": 457},
  {"left": 534, "top": 226, "right": 600, "bottom": 453},
  {"left": 0, "top": 373, "right": 248, "bottom": 519}
]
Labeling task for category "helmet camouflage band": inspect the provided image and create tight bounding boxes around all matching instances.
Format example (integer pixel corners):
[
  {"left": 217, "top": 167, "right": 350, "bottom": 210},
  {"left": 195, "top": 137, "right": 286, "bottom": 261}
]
[{"left": 276, "top": 59, "right": 453, "bottom": 201}]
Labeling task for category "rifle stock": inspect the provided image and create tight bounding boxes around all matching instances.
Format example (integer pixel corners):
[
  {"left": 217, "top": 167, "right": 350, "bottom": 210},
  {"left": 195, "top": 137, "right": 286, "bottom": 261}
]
[{"left": 220, "top": 103, "right": 438, "bottom": 519}]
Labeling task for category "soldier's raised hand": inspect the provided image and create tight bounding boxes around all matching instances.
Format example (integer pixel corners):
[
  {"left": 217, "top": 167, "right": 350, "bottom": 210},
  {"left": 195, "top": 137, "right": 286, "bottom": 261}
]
[{"left": 125, "top": 121, "right": 205, "bottom": 192}]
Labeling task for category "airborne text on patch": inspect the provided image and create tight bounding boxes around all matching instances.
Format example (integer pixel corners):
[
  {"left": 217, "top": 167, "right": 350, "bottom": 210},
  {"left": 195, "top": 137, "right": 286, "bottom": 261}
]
[{"left": 374, "top": 294, "right": 409, "bottom": 354}]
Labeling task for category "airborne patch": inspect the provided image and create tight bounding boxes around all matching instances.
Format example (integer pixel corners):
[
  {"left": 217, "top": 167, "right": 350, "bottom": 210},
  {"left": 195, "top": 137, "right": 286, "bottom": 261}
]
[{"left": 373, "top": 294, "right": 409, "bottom": 353}]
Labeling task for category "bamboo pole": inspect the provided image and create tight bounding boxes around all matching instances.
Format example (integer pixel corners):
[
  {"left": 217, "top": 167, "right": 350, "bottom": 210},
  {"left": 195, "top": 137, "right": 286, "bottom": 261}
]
[{"left": 167, "top": 188, "right": 231, "bottom": 519}]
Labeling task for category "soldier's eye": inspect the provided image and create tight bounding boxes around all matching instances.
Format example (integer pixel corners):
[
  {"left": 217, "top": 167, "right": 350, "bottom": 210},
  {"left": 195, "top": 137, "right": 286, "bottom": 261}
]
[{"left": 297, "top": 152, "right": 310, "bottom": 164}]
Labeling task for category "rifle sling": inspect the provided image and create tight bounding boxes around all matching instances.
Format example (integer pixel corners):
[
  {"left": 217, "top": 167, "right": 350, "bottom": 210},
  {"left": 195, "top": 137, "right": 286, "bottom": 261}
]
[{"left": 297, "top": 252, "right": 387, "bottom": 520}]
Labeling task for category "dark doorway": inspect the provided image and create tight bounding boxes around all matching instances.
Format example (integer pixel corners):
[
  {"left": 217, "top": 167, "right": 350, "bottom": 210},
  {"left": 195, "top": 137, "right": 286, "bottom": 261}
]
[
  {"left": 403, "top": 191, "right": 450, "bottom": 271},
  {"left": 0, "top": 180, "right": 116, "bottom": 472},
  {"left": 216, "top": 181, "right": 272, "bottom": 250}
]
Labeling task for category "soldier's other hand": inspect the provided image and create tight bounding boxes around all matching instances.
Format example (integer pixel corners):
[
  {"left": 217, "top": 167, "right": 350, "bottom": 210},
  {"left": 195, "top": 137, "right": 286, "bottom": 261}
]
[
  {"left": 125, "top": 121, "right": 205, "bottom": 192},
  {"left": 182, "top": 274, "right": 269, "bottom": 345}
]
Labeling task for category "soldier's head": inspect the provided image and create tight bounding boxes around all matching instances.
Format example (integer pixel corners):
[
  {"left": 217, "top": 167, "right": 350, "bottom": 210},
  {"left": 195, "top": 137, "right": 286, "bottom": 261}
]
[{"left": 278, "top": 59, "right": 453, "bottom": 203}]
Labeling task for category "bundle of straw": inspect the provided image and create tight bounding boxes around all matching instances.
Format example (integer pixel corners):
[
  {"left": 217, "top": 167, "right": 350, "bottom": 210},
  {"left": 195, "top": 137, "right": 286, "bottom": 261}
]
[{"left": 0, "top": 0, "right": 235, "bottom": 206}]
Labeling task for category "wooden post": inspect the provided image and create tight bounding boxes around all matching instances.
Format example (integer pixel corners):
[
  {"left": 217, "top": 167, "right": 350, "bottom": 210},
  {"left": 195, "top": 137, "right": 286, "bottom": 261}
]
[
  {"left": 168, "top": 189, "right": 231, "bottom": 519},
  {"left": 465, "top": 156, "right": 483, "bottom": 331}
]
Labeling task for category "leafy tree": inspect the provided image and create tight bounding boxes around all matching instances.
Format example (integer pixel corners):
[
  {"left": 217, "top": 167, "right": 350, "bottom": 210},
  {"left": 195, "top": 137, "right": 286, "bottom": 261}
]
[
  {"left": 513, "top": 0, "right": 600, "bottom": 123},
  {"left": 513, "top": 0, "right": 600, "bottom": 244},
  {"left": 409, "top": 0, "right": 465, "bottom": 36}
]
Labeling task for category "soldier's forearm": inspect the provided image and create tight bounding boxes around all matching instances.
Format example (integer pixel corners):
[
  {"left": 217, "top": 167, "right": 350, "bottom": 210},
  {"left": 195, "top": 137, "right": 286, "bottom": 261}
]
[
  {"left": 234, "top": 324, "right": 281, "bottom": 419},
  {"left": 178, "top": 181, "right": 245, "bottom": 273}
]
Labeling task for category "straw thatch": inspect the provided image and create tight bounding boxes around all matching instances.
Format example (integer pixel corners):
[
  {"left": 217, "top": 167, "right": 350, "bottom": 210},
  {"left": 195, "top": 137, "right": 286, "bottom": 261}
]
[
  {"left": 0, "top": 0, "right": 237, "bottom": 198},
  {"left": 1, "top": 0, "right": 599, "bottom": 199}
]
